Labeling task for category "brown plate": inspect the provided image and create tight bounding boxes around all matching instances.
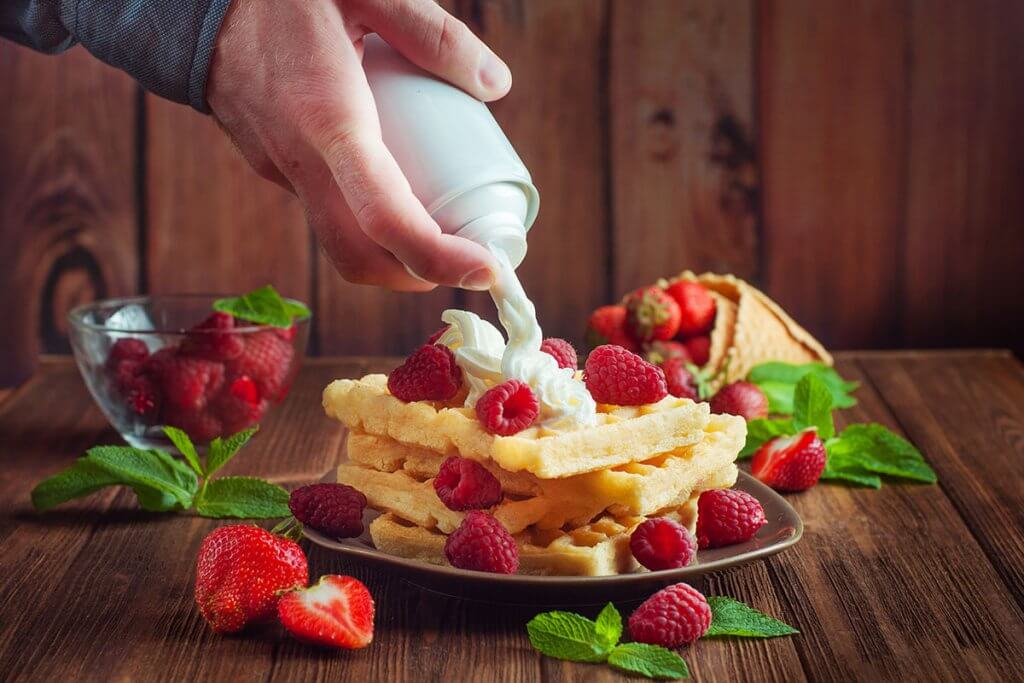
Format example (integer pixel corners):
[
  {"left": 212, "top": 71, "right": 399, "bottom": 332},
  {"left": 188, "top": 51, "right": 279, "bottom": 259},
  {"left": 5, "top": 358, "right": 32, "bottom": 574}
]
[{"left": 304, "top": 452, "right": 802, "bottom": 605}]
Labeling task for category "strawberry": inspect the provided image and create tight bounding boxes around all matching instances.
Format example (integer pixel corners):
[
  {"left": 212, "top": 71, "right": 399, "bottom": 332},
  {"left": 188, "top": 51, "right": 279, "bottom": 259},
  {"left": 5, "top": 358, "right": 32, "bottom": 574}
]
[
  {"left": 624, "top": 286, "right": 682, "bottom": 342},
  {"left": 683, "top": 335, "right": 711, "bottom": 367},
  {"left": 227, "top": 330, "right": 295, "bottom": 403},
  {"left": 195, "top": 524, "right": 308, "bottom": 634},
  {"left": 665, "top": 280, "right": 717, "bottom": 336},
  {"left": 751, "top": 429, "right": 827, "bottom": 492},
  {"left": 709, "top": 381, "right": 769, "bottom": 420},
  {"left": 661, "top": 357, "right": 698, "bottom": 400},
  {"left": 278, "top": 575, "right": 375, "bottom": 649},
  {"left": 644, "top": 340, "right": 691, "bottom": 366},
  {"left": 586, "top": 305, "right": 638, "bottom": 352}
]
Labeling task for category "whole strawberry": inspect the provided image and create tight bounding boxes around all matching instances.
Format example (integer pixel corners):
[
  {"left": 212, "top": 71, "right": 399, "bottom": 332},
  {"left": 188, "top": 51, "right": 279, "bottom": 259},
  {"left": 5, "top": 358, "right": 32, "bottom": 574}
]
[
  {"left": 752, "top": 429, "right": 827, "bottom": 492},
  {"left": 584, "top": 345, "right": 668, "bottom": 406},
  {"left": 683, "top": 335, "right": 711, "bottom": 367},
  {"left": 661, "top": 357, "right": 698, "bottom": 400},
  {"left": 629, "top": 583, "right": 712, "bottom": 647},
  {"left": 644, "top": 340, "right": 691, "bottom": 366},
  {"left": 195, "top": 524, "right": 308, "bottom": 634},
  {"left": 624, "top": 286, "right": 682, "bottom": 342},
  {"left": 665, "top": 280, "right": 717, "bottom": 336},
  {"left": 709, "top": 381, "right": 768, "bottom": 420},
  {"left": 388, "top": 343, "right": 463, "bottom": 402},
  {"left": 586, "top": 305, "right": 638, "bottom": 352},
  {"left": 696, "top": 489, "right": 766, "bottom": 548},
  {"left": 278, "top": 575, "right": 374, "bottom": 649}
]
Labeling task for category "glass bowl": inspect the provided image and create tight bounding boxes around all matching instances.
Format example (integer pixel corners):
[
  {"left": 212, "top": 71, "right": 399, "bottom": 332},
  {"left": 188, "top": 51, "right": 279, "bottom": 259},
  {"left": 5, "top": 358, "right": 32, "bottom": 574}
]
[{"left": 68, "top": 294, "right": 310, "bottom": 450}]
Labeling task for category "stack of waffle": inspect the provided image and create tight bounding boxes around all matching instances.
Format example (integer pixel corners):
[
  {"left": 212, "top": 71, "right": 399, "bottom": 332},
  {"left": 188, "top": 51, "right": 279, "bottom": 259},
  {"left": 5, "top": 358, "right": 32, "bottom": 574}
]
[{"left": 323, "top": 374, "right": 746, "bottom": 576}]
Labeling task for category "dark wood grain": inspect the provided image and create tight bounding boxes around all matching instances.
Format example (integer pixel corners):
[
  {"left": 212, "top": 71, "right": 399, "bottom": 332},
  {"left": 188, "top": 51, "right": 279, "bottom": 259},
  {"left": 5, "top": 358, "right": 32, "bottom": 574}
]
[
  {"left": 610, "top": 0, "right": 759, "bottom": 293},
  {"left": 0, "top": 45, "right": 138, "bottom": 386}
]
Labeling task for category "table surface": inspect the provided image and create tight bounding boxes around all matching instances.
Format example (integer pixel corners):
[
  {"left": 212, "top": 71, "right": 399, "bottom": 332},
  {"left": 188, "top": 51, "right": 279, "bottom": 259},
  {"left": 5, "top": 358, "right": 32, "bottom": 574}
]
[{"left": 1, "top": 352, "right": 1023, "bottom": 682}]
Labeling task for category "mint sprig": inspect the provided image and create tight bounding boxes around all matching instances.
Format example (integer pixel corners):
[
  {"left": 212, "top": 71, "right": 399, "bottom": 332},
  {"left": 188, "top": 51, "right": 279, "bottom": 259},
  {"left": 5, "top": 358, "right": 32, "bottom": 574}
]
[
  {"left": 748, "top": 362, "right": 857, "bottom": 414},
  {"left": 609, "top": 643, "right": 689, "bottom": 680},
  {"left": 213, "top": 285, "right": 309, "bottom": 328},
  {"left": 740, "top": 374, "right": 937, "bottom": 487},
  {"left": 31, "top": 425, "right": 291, "bottom": 519},
  {"left": 704, "top": 597, "right": 800, "bottom": 638}
]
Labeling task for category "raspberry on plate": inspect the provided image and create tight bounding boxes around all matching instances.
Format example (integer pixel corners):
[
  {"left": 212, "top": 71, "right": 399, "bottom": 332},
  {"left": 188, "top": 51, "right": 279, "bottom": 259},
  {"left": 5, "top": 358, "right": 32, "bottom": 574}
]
[
  {"left": 630, "top": 518, "right": 697, "bottom": 571},
  {"left": 709, "top": 381, "right": 768, "bottom": 420},
  {"left": 227, "top": 330, "right": 295, "bottom": 403},
  {"left": 433, "top": 456, "right": 502, "bottom": 511},
  {"left": 661, "top": 357, "right": 698, "bottom": 400},
  {"left": 695, "top": 488, "right": 766, "bottom": 549},
  {"left": 625, "top": 286, "right": 682, "bottom": 342},
  {"left": 476, "top": 379, "right": 540, "bottom": 435},
  {"left": 584, "top": 344, "right": 668, "bottom": 406},
  {"left": 539, "top": 338, "right": 578, "bottom": 370},
  {"left": 683, "top": 335, "right": 711, "bottom": 367},
  {"left": 289, "top": 483, "right": 367, "bottom": 538},
  {"left": 443, "top": 510, "right": 519, "bottom": 574},
  {"left": 751, "top": 429, "right": 827, "bottom": 492},
  {"left": 586, "top": 305, "right": 638, "bottom": 352},
  {"left": 278, "top": 575, "right": 374, "bottom": 649},
  {"left": 629, "top": 583, "right": 712, "bottom": 647},
  {"left": 388, "top": 343, "right": 463, "bottom": 402},
  {"left": 665, "top": 280, "right": 717, "bottom": 337}
]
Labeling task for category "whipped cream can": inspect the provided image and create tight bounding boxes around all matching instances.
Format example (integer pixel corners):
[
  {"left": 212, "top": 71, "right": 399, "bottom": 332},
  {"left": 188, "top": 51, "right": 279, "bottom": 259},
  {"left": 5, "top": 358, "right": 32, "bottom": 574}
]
[{"left": 362, "top": 34, "right": 539, "bottom": 269}]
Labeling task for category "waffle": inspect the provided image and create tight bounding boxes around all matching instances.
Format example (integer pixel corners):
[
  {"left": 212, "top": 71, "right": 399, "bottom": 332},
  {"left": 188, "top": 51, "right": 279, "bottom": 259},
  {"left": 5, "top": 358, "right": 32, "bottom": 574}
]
[
  {"left": 369, "top": 495, "right": 707, "bottom": 577},
  {"left": 324, "top": 374, "right": 712, "bottom": 478}
]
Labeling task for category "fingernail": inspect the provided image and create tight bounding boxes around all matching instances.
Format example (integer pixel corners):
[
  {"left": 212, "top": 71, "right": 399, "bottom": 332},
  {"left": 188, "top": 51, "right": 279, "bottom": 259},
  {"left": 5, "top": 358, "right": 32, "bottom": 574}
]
[
  {"left": 460, "top": 267, "right": 495, "bottom": 291},
  {"left": 478, "top": 49, "right": 511, "bottom": 93}
]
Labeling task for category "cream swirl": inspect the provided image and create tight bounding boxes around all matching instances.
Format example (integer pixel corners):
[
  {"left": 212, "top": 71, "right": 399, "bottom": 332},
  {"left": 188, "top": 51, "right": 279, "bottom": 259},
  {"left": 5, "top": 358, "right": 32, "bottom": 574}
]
[{"left": 438, "top": 249, "right": 596, "bottom": 430}]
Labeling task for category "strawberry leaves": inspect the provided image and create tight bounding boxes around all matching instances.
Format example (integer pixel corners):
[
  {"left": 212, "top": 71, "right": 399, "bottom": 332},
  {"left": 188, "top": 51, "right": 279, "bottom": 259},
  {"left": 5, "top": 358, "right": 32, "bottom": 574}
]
[{"left": 213, "top": 285, "right": 309, "bottom": 328}]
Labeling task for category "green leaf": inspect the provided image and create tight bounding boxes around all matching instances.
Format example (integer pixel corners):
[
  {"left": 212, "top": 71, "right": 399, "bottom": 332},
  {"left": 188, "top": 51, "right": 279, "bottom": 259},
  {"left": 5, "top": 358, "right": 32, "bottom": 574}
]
[
  {"left": 608, "top": 643, "right": 689, "bottom": 680},
  {"left": 163, "top": 426, "right": 203, "bottom": 476},
  {"left": 819, "top": 463, "right": 882, "bottom": 488},
  {"left": 748, "top": 362, "right": 858, "bottom": 414},
  {"left": 704, "top": 597, "right": 800, "bottom": 638},
  {"left": 213, "top": 285, "right": 309, "bottom": 328},
  {"left": 828, "top": 424, "right": 937, "bottom": 483},
  {"left": 757, "top": 380, "right": 800, "bottom": 414},
  {"left": 194, "top": 477, "right": 291, "bottom": 519},
  {"left": 527, "top": 611, "right": 610, "bottom": 663},
  {"left": 84, "top": 446, "right": 197, "bottom": 509},
  {"left": 206, "top": 426, "right": 259, "bottom": 477},
  {"left": 792, "top": 374, "right": 835, "bottom": 440},
  {"left": 31, "top": 460, "right": 126, "bottom": 511},
  {"left": 594, "top": 603, "right": 622, "bottom": 651},
  {"left": 739, "top": 418, "right": 794, "bottom": 459}
]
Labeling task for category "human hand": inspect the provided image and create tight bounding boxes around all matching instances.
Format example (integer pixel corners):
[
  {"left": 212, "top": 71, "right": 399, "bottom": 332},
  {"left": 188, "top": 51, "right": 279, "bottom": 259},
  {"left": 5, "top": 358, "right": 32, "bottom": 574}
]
[{"left": 206, "top": 0, "right": 512, "bottom": 291}]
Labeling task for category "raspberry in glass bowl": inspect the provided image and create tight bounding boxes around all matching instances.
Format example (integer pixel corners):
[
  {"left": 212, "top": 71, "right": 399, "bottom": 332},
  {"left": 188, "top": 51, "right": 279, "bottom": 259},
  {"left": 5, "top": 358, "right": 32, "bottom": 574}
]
[{"left": 67, "top": 294, "right": 310, "bottom": 450}]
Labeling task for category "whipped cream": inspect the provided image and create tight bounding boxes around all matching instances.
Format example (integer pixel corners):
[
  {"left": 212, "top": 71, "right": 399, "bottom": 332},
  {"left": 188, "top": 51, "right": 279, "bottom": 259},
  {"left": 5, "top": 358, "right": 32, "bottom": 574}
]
[{"left": 438, "top": 249, "right": 597, "bottom": 430}]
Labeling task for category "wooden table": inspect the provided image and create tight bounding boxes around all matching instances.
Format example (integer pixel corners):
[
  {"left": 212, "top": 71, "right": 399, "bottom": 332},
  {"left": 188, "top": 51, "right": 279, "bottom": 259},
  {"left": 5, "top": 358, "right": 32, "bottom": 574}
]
[{"left": 1, "top": 353, "right": 1022, "bottom": 681}]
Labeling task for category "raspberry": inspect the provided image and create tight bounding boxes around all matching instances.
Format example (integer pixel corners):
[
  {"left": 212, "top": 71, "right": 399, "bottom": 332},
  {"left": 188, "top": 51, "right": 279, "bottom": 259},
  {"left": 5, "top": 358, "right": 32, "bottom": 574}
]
[
  {"left": 443, "top": 511, "right": 519, "bottom": 574},
  {"left": 628, "top": 583, "right": 712, "bottom": 647},
  {"left": 161, "top": 356, "right": 225, "bottom": 412},
  {"left": 273, "top": 325, "right": 297, "bottom": 342},
  {"left": 695, "top": 489, "right": 766, "bottom": 549},
  {"left": 388, "top": 344, "right": 463, "bottom": 402},
  {"left": 141, "top": 347, "right": 177, "bottom": 381},
  {"left": 227, "top": 330, "right": 295, "bottom": 402},
  {"left": 164, "top": 406, "right": 223, "bottom": 444},
  {"left": 630, "top": 518, "right": 697, "bottom": 571},
  {"left": 751, "top": 429, "right": 827, "bottom": 492},
  {"left": 665, "top": 280, "right": 717, "bottom": 336},
  {"left": 709, "top": 381, "right": 768, "bottom": 420},
  {"left": 181, "top": 312, "right": 245, "bottom": 361},
  {"left": 683, "top": 335, "right": 711, "bottom": 367},
  {"left": 426, "top": 325, "right": 451, "bottom": 345},
  {"left": 289, "top": 483, "right": 368, "bottom": 538},
  {"left": 583, "top": 345, "right": 668, "bottom": 406},
  {"left": 110, "top": 359, "right": 144, "bottom": 393},
  {"left": 586, "top": 305, "right": 638, "bottom": 352},
  {"left": 661, "top": 357, "right": 698, "bottom": 400},
  {"left": 475, "top": 380, "right": 539, "bottom": 435},
  {"left": 539, "top": 338, "right": 578, "bottom": 370},
  {"left": 107, "top": 338, "right": 149, "bottom": 366},
  {"left": 433, "top": 457, "right": 502, "bottom": 511},
  {"left": 625, "top": 287, "right": 682, "bottom": 342},
  {"left": 125, "top": 374, "right": 161, "bottom": 419},
  {"left": 211, "top": 376, "right": 268, "bottom": 434}
]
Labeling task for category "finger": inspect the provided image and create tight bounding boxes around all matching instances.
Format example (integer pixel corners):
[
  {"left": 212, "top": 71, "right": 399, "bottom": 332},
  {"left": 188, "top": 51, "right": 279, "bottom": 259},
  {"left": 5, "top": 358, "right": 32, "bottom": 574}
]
[
  {"left": 296, "top": 39, "right": 497, "bottom": 289},
  {"left": 355, "top": 0, "right": 511, "bottom": 101}
]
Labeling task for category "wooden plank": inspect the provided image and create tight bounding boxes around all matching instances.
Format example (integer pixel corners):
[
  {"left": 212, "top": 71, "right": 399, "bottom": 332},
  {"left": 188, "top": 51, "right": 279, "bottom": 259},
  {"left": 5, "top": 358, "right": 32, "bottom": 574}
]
[
  {"left": 859, "top": 354, "right": 1024, "bottom": 611},
  {"left": 758, "top": 1, "right": 909, "bottom": 349},
  {"left": 765, "top": 358, "right": 1024, "bottom": 680},
  {"left": 901, "top": 1, "right": 1024, "bottom": 354},
  {"left": 0, "top": 45, "right": 138, "bottom": 386},
  {"left": 610, "top": 0, "right": 758, "bottom": 293},
  {"left": 145, "top": 97, "right": 310, "bottom": 302}
]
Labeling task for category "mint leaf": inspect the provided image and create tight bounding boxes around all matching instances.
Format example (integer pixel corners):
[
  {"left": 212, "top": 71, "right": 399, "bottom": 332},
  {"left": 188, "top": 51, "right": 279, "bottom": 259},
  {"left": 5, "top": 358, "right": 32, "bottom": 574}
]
[
  {"left": 194, "top": 477, "right": 290, "bottom": 518},
  {"left": 792, "top": 374, "right": 835, "bottom": 440},
  {"left": 704, "top": 597, "right": 799, "bottom": 638},
  {"left": 748, "top": 362, "right": 857, "bottom": 414},
  {"left": 820, "top": 460, "right": 882, "bottom": 488},
  {"left": 829, "top": 424, "right": 936, "bottom": 483},
  {"left": 32, "top": 460, "right": 126, "bottom": 511},
  {"left": 206, "top": 426, "right": 259, "bottom": 477},
  {"left": 163, "top": 426, "right": 203, "bottom": 476},
  {"left": 527, "top": 611, "right": 610, "bottom": 663},
  {"left": 84, "top": 446, "right": 197, "bottom": 509},
  {"left": 213, "top": 285, "right": 309, "bottom": 328},
  {"left": 608, "top": 643, "right": 688, "bottom": 680},
  {"left": 594, "top": 603, "right": 622, "bottom": 651},
  {"left": 740, "top": 418, "right": 794, "bottom": 459}
]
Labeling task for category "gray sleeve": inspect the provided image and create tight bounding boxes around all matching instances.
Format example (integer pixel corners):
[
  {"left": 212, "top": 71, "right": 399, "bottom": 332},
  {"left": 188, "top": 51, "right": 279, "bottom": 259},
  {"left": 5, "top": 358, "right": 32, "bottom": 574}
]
[{"left": 0, "top": 0, "right": 233, "bottom": 113}]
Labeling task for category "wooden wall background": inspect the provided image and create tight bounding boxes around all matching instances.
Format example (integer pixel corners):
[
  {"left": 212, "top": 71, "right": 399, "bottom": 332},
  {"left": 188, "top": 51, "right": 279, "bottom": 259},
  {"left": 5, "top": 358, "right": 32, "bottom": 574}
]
[{"left": 2, "top": 0, "right": 1022, "bottom": 387}]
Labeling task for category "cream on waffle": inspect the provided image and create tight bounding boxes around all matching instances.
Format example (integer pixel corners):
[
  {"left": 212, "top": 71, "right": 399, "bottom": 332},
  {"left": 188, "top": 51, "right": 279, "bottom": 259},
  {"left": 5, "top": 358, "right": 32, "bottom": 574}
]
[{"left": 324, "top": 374, "right": 713, "bottom": 478}]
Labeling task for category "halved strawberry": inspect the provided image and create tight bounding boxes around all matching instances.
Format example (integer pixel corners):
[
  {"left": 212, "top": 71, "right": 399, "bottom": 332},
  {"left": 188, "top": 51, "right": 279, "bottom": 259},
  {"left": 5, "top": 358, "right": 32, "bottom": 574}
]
[
  {"left": 278, "top": 575, "right": 375, "bottom": 649},
  {"left": 751, "top": 429, "right": 827, "bottom": 492}
]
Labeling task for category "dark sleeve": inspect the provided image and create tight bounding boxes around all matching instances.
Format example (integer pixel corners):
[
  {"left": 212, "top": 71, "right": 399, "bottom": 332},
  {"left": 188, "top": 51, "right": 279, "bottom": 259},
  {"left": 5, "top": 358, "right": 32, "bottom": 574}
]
[{"left": 0, "top": 0, "right": 233, "bottom": 113}]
